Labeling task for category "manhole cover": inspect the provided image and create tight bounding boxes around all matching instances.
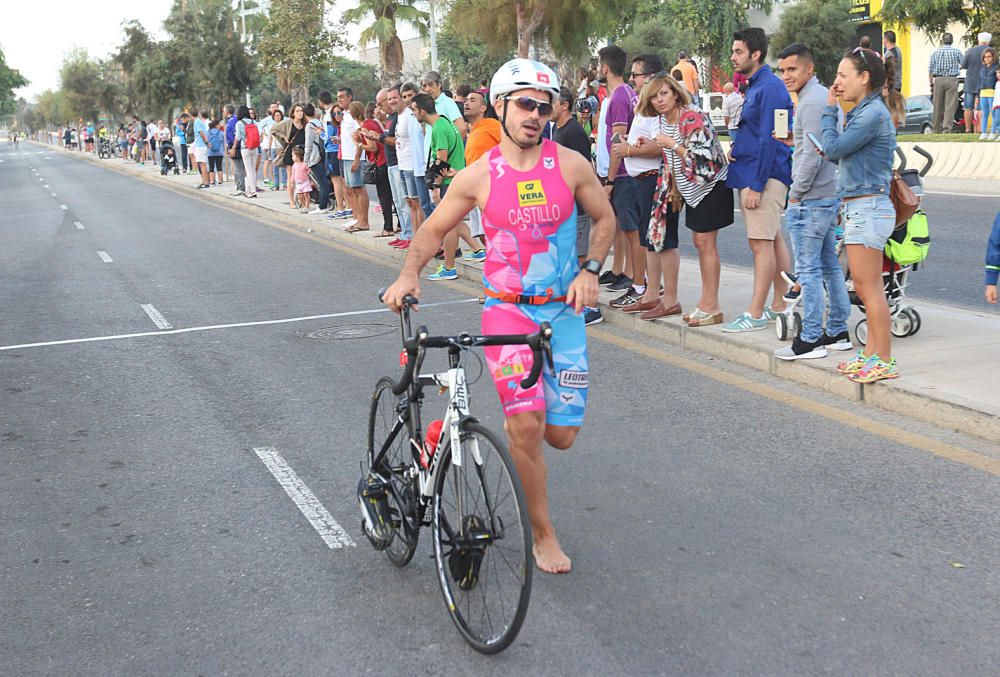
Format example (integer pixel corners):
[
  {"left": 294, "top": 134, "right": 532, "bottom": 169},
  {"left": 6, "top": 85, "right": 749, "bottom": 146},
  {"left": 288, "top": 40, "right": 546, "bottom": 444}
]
[{"left": 305, "top": 323, "right": 396, "bottom": 340}]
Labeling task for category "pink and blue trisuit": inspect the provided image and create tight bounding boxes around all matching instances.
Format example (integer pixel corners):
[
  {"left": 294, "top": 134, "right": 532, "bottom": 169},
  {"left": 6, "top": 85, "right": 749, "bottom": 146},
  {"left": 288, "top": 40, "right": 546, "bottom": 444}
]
[{"left": 480, "top": 139, "right": 588, "bottom": 427}]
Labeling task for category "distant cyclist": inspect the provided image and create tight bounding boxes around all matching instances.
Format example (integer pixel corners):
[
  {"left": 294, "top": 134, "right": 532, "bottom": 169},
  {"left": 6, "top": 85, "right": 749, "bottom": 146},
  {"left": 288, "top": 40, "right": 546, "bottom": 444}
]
[{"left": 383, "top": 60, "right": 615, "bottom": 574}]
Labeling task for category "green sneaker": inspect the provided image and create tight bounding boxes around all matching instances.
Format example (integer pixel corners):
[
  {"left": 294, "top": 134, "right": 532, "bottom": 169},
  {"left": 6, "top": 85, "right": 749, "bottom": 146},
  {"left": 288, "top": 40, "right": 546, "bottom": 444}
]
[
  {"left": 837, "top": 350, "right": 874, "bottom": 375},
  {"left": 427, "top": 265, "right": 458, "bottom": 281},
  {"left": 763, "top": 306, "right": 784, "bottom": 322},
  {"left": 849, "top": 357, "right": 899, "bottom": 383},
  {"left": 721, "top": 312, "right": 768, "bottom": 333}
]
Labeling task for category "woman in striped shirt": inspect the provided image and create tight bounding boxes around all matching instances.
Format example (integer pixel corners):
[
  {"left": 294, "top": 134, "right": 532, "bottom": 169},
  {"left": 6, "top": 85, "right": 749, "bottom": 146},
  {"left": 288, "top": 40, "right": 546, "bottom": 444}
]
[{"left": 643, "top": 74, "right": 734, "bottom": 327}]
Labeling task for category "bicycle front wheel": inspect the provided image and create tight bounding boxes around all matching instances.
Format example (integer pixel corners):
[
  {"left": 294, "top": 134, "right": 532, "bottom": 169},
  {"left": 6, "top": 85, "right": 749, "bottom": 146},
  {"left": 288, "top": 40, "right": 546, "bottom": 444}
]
[{"left": 432, "top": 422, "right": 532, "bottom": 654}]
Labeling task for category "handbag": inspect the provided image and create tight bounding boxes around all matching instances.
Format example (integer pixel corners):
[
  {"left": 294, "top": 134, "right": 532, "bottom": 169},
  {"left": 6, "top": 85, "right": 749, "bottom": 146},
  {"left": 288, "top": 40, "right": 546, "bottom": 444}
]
[
  {"left": 363, "top": 160, "right": 378, "bottom": 184},
  {"left": 647, "top": 164, "right": 684, "bottom": 252},
  {"left": 889, "top": 170, "right": 919, "bottom": 227}
]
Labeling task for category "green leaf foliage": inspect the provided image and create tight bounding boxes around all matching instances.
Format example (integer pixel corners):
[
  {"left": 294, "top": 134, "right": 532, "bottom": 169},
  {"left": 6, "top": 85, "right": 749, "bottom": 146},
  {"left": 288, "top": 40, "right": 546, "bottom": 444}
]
[
  {"left": 0, "top": 46, "right": 29, "bottom": 115},
  {"left": 772, "top": 0, "right": 856, "bottom": 85}
]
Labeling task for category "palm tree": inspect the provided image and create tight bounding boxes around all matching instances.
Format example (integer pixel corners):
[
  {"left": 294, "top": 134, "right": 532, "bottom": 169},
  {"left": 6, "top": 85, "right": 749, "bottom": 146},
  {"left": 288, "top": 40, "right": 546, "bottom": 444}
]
[{"left": 342, "top": 0, "right": 429, "bottom": 85}]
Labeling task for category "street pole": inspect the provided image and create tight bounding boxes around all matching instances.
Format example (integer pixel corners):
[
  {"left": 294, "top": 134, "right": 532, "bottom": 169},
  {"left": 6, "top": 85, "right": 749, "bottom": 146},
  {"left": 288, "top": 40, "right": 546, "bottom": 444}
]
[
  {"left": 241, "top": 0, "right": 251, "bottom": 107},
  {"left": 429, "top": 0, "right": 439, "bottom": 71}
]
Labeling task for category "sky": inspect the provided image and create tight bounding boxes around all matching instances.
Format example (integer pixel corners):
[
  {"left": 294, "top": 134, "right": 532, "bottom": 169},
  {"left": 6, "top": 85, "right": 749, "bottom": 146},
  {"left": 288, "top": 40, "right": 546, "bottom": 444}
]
[{"left": 1, "top": 0, "right": 374, "bottom": 102}]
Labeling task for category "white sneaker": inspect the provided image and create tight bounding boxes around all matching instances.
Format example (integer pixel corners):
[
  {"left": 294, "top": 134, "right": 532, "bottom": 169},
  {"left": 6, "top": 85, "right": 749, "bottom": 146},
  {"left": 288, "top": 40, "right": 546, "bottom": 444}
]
[
  {"left": 980, "top": 133, "right": 988, "bottom": 140},
  {"left": 990, "top": 133, "right": 998, "bottom": 141},
  {"left": 307, "top": 207, "right": 326, "bottom": 215}
]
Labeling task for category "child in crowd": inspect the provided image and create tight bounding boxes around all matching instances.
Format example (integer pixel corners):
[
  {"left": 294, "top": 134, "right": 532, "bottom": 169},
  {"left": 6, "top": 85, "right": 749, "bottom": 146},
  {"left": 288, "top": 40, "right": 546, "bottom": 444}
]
[
  {"left": 207, "top": 120, "right": 225, "bottom": 186},
  {"left": 985, "top": 212, "right": 1000, "bottom": 304},
  {"left": 291, "top": 145, "right": 311, "bottom": 213}
]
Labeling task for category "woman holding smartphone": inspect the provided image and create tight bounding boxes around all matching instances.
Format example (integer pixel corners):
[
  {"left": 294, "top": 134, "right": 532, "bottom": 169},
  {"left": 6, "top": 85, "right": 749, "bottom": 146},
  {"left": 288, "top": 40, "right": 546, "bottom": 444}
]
[{"left": 820, "top": 49, "right": 901, "bottom": 383}]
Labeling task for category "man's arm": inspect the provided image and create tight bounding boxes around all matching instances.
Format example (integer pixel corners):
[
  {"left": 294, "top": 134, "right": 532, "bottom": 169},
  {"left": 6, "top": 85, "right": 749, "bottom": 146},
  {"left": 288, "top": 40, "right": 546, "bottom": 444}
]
[
  {"left": 788, "top": 101, "right": 826, "bottom": 201},
  {"left": 607, "top": 122, "right": 628, "bottom": 181},
  {"left": 382, "top": 166, "right": 482, "bottom": 311}
]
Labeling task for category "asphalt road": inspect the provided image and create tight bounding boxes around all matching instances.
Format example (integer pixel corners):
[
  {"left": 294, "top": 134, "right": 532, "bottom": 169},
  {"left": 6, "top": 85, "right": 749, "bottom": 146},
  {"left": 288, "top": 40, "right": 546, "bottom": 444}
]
[{"left": 3, "top": 147, "right": 1000, "bottom": 674}]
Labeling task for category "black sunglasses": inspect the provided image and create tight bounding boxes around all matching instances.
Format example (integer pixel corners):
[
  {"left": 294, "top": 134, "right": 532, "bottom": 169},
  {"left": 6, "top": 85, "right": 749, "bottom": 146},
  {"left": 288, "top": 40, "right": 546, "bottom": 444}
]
[
  {"left": 504, "top": 96, "right": 554, "bottom": 117},
  {"left": 628, "top": 71, "right": 654, "bottom": 79}
]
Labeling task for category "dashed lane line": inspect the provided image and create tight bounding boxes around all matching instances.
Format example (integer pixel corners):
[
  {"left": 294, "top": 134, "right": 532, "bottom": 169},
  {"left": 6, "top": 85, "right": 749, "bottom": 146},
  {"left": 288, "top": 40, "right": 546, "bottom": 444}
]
[
  {"left": 97, "top": 251, "right": 113, "bottom": 263},
  {"left": 74, "top": 221, "right": 85, "bottom": 230},
  {"left": 253, "top": 446, "right": 355, "bottom": 550},
  {"left": 140, "top": 304, "right": 172, "bottom": 329}
]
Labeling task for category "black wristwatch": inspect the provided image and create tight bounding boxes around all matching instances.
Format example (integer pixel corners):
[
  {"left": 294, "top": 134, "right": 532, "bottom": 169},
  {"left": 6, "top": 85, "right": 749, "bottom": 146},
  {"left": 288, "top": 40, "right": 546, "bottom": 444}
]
[{"left": 581, "top": 259, "right": 602, "bottom": 276}]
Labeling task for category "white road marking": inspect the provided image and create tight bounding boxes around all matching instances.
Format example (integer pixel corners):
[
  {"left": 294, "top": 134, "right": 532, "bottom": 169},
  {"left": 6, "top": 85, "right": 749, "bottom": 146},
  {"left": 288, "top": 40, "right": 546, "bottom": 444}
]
[
  {"left": 253, "top": 446, "right": 355, "bottom": 549},
  {"left": 74, "top": 221, "right": 85, "bottom": 230},
  {"left": 0, "top": 298, "right": 478, "bottom": 352},
  {"left": 97, "top": 251, "right": 113, "bottom": 263},
  {"left": 44, "top": 184, "right": 49, "bottom": 188},
  {"left": 59, "top": 204, "right": 68, "bottom": 210},
  {"left": 50, "top": 192, "right": 57, "bottom": 198},
  {"left": 926, "top": 190, "right": 1000, "bottom": 198},
  {"left": 140, "top": 304, "right": 172, "bottom": 329}
]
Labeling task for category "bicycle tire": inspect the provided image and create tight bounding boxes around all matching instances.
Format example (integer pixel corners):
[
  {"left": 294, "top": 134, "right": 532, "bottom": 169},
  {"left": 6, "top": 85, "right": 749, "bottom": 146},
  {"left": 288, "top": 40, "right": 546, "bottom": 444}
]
[
  {"left": 367, "top": 376, "right": 419, "bottom": 567},
  {"left": 432, "top": 421, "right": 532, "bottom": 654}
]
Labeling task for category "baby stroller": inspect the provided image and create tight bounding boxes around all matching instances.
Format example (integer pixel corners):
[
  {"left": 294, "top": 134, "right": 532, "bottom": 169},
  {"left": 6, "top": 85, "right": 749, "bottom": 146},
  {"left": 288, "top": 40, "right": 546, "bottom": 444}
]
[
  {"left": 159, "top": 138, "right": 179, "bottom": 175},
  {"left": 846, "top": 145, "right": 933, "bottom": 345}
]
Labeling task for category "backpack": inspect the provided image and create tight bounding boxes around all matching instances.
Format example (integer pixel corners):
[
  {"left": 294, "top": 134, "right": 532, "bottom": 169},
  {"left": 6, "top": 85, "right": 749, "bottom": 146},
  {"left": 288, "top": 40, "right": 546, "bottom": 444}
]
[
  {"left": 208, "top": 129, "right": 224, "bottom": 154},
  {"left": 244, "top": 121, "right": 260, "bottom": 149},
  {"left": 884, "top": 210, "right": 930, "bottom": 266}
]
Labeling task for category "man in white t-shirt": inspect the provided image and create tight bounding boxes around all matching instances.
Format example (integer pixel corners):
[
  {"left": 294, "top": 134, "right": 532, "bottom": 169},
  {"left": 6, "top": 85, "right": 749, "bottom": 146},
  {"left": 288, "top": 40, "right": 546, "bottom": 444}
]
[
  {"left": 336, "top": 87, "right": 368, "bottom": 228},
  {"left": 147, "top": 121, "right": 159, "bottom": 164}
]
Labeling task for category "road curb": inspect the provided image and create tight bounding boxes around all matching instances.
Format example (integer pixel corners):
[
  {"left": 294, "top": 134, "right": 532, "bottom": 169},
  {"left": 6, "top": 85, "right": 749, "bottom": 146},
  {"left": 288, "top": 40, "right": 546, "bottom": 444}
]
[{"left": 50, "top": 144, "right": 1000, "bottom": 444}]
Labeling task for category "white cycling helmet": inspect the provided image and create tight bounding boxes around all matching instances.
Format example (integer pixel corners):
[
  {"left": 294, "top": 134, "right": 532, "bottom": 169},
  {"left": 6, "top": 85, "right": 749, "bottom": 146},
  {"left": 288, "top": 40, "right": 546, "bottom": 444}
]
[{"left": 489, "top": 59, "right": 561, "bottom": 104}]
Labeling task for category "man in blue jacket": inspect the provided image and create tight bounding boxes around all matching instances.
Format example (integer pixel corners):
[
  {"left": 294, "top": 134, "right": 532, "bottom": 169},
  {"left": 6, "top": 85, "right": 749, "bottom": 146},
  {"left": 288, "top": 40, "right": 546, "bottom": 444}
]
[
  {"left": 724, "top": 27, "right": 795, "bottom": 333},
  {"left": 986, "top": 212, "right": 1000, "bottom": 304}
]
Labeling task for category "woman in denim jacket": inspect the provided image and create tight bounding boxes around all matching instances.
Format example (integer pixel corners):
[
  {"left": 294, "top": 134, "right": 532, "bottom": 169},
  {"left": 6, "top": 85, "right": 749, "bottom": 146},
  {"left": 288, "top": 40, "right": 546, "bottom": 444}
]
[{"left": 820, "top": 49, "right": 901, "bottom": 383}]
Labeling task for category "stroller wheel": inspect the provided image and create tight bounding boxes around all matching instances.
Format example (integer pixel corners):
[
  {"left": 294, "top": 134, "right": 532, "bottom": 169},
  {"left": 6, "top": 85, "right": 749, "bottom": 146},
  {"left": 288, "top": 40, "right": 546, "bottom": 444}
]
[
  {"left": 792, "top": 312, "right": 802, "bottom": 338},
  {"left": 854, "top": 319, "right": 868, "bottom": 346},
  {"left": 903, "top": 308, "right": 922, "bottom": 336},
  {"left": 776, "top": 313, "right": 790, "bottom": 341},
  {"left": 890, "top": 311, "right": 913, "bottom": 338}
]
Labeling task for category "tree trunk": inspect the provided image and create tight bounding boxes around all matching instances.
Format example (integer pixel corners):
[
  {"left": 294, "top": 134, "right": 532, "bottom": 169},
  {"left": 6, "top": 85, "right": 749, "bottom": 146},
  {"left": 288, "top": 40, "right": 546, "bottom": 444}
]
[
  {"left": 381, "top": 34, "right": 404, "bottom": 86},
  {"left": 290, "top": 81, "right": 309, "bottom": 105},
  {"left": 515, "top": 0, "right": 546, "bottom": 59}
]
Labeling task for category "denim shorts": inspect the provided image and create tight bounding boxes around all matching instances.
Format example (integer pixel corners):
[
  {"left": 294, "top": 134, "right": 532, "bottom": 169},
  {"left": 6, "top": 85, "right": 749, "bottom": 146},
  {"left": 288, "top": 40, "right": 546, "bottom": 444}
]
[
  {"left": 963, "top": 89, "right": 977, "bottom": 111},
  {"left": 841, "top": 194, "right": 895, "bottom": 251},
  {"left": 612, "top": 175, "right": 640, "bottom": 232},
  {"left": 400, "top": 169, "right": 419, "bottom": 198},
  {"left": 342, "top": 159, "right": 364, "bottom": 188}
]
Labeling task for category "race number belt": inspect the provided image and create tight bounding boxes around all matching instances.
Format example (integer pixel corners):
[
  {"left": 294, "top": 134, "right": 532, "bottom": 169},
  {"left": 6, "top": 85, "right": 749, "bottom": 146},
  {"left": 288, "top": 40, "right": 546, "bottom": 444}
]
[{"left": 483, "top": 287, "right": 566, "bottom": 305}]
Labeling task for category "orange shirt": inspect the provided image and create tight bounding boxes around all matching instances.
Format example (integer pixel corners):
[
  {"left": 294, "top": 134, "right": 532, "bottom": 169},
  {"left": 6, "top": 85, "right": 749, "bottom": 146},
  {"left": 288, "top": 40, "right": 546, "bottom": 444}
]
[
  {"left": 673, "top": 60, "right": 698, "bottom": 95},
  {"left": 465, "top": 117, "right": 501, "bottom": 165}
]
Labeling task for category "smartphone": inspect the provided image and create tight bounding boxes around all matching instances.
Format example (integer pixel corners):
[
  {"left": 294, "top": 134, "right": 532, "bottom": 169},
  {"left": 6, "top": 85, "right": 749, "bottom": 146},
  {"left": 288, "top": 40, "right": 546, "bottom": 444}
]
[
  {"left": 610, "top": 132, "right": 623, "bottom": 145},
  {"left": 805, "top": 131, "right": 825, "bottom": 155},
  {"left": 774, "top": 109, "right": 789, "bottom": 139}
]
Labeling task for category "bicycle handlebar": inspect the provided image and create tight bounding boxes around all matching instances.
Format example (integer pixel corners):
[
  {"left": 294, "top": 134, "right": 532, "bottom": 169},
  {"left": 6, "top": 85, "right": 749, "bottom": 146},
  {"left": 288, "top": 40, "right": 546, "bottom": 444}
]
[{"left": 377, "top": 289, "right": 554, "bottom": 395}]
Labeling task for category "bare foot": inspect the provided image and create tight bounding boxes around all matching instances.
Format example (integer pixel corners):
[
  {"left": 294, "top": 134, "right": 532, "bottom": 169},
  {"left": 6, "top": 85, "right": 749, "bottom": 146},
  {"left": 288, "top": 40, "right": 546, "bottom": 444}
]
[{"left": 533, "top": 535, "right": 572, "bottom": 574}]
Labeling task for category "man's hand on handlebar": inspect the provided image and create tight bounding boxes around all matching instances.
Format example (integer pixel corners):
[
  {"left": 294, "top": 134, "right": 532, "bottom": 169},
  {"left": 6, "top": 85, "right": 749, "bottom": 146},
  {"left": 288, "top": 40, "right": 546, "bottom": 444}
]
[{"left": 382, "top": 273, "right": 421, "bottom": 313}]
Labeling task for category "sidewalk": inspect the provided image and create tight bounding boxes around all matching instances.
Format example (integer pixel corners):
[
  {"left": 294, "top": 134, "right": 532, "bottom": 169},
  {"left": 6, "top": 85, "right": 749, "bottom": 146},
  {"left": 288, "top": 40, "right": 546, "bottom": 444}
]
[{"left": 50, "top": 145, "right": 1000, "bottom": 443}]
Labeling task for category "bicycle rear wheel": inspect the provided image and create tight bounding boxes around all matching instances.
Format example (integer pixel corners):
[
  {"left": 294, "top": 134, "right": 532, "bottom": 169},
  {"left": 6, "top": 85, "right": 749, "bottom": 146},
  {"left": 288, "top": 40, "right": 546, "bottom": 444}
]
[
  {"left": 367, "top": 376, "right": 419, "bottom": 566},
  {"left": 432, "top": 422, "right": 532, "bottom": 654}
]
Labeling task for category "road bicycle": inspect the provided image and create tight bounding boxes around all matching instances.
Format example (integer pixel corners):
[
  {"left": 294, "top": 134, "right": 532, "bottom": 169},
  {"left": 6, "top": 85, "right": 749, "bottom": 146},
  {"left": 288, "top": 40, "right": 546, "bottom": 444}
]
[{"left": 358, "top": 291, "right": 553, "bottom": 653}]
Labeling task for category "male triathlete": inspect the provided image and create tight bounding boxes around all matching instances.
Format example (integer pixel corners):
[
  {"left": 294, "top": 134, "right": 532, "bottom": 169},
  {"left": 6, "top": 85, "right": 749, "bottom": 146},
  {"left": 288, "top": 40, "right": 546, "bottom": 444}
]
[{"left": 383, "top": 60, "right": 615, "bottom": 574}]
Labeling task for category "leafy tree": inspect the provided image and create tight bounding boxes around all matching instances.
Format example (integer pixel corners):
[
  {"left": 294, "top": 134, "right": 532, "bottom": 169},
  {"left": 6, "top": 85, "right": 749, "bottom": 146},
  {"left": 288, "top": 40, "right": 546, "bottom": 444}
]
[
  {"left": 879, "top": 0, "right": 1000, "bottom": 42},
  {"left": 0, "top": 46, "right": 28, "bottom": 115},
  {"left": 163, "top": 0, "right": 252, "bottom": 109},
  {"left": 617, "top": 14, "right": 696, "bottom": 70},
  {"left": 666, "top": 0, "right": 772, "bottom": 85},
  {"left": 445, "top": 0, "right": 635, "bottom": 62},
  {"left": 313, "top": 57, "right": 382, "bottom": 104},
  {"left": 342, "top": 0, "right": 429, "bottom": 85},
  {"left": 59, "top": 49, "right": 105, "bottom": 122},
  {"left": 437, "top": 21, "right": 513, "bottom": 88},
  {"left": 772, "top": 0, "right": 855, "bottom": 85},
  {"left": 259, "top": 0, "right": 339, "bottom": 103}
]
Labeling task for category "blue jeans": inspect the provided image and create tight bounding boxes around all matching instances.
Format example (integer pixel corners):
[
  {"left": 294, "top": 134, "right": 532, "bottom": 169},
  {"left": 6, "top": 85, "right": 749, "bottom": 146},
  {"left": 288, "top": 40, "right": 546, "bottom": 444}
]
[
  {"left": 785, "top": 198, "right": 850, "bottom": 342},
  {"left": 980, "top": 95, "right": 999, "bottom": 133},
  {"left": 414, "top": 173, "right": 434, "bottom": 218},
  {"left": 387, "top": 165, "right": 413, "bottom": 239},
  {"left": 310, "top": 160, "right": 330, "bottom": 210},
  {"left": 273, "top": 162, "right": 287, "bottom": 188}
]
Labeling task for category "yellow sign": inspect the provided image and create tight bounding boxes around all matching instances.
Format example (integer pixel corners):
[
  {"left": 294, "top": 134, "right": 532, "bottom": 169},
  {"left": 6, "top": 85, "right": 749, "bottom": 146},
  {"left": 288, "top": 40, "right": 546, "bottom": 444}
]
[{"left": 516, "top": 180, "right": 547, "bottom": 207}]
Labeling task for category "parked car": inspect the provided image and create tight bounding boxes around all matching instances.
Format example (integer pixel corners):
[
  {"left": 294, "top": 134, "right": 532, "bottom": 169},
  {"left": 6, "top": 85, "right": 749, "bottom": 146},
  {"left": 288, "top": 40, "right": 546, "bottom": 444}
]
[{"left": 903, "top": 83, "right": 966, "bottom": 134}]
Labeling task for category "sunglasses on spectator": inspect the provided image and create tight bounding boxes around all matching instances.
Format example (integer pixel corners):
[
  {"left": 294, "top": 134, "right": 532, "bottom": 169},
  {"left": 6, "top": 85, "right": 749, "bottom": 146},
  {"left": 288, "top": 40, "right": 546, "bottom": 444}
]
[
  {"left": 628, "top": 71, "right": 654, "bottom": 79},
  {"left": 851, "top": 46, "right": 873, "bottom": 67},
  {"left": 504, "top": 96, "right": 553, "bottom": 117}
]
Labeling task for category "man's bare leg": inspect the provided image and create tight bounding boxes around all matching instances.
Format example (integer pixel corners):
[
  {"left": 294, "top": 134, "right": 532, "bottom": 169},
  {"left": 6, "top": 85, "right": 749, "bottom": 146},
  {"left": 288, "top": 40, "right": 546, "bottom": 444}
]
[
  {"left": 612, "top": 228, "right": 627, "bottom": 276},
  {"left": 769, "top": 232, "right": 792, "bottom": 312},
  {"left": 747, "top": 237, "right": 777, "bottom": 318},
  {"left": 625, "top": 229, "right": 645, "bottom": 288},
  {"left": 505, "top": 411, "right": 577, "bottom": 574}
]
